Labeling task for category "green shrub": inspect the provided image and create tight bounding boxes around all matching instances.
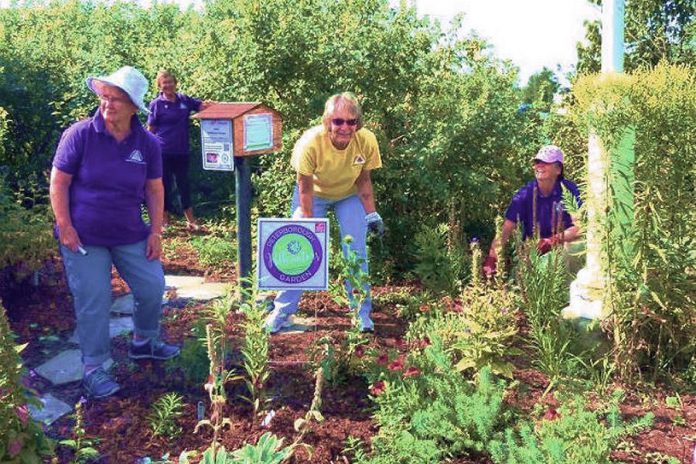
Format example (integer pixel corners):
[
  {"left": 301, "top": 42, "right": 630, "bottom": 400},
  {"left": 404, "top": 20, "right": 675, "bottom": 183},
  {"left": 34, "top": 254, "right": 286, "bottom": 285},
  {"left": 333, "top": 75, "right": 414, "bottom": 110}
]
[
  {"left": 412, "top": 223, "right": 466, "bottom": 296},
  {"left": 189, "top": 235, "right": 236, "bottom": 272},
  {"left": 0, "top": 301, "right": 54, "bottom": 461},
  {"left": 488, "top": 392, "right": 653, "bottom": 464},
  {"left": 0, "top": 175, "right": 54, "bottom": 275},
  {"left": 366, "top": 337, "right": 507, "bottom": 462}
]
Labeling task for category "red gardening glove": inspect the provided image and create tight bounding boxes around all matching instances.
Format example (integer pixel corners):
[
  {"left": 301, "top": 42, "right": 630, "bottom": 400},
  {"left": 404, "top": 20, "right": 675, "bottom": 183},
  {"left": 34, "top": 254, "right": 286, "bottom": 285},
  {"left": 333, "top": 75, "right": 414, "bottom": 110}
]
[
  {"left": 482, "top": 256, "right": 497, "bottom": 277},
  {"left": 536, "top": 236, "right": 560, "bottom": 255}
]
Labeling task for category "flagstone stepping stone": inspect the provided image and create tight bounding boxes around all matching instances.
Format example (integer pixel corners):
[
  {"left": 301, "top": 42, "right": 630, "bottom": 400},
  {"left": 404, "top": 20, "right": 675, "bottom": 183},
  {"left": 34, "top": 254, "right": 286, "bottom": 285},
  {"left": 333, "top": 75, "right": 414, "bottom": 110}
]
[
  {"left": 111, "top": 293, "right": 134, "bottom": 315},
  {"left": 164, "top": 275, "right": 228, "bottom": 301},
  {"left": 165, "top": 275, "right": 205, "bottom": 288},
  {"left": 29, "top": 393, "right": 72, "bottom": 425},
  {"left": 68, "top": 316, "right": 134, "bottom": 344},
  {"left": 35, "top": 349, "right": 113, "bottom": 385},
  {"left": 175, "top": 283, "right": 229, "bottom": 300},
  {"left": 276, "top": 316, "right": 315, "bottom": 334}
]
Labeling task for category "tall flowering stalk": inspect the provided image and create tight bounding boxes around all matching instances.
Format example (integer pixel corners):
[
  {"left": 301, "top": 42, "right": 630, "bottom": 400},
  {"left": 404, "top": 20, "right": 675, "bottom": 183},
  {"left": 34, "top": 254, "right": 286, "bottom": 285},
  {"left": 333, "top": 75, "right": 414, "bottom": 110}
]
[{"left": 237, "top": 284, "right": 271, "bottom": 417}]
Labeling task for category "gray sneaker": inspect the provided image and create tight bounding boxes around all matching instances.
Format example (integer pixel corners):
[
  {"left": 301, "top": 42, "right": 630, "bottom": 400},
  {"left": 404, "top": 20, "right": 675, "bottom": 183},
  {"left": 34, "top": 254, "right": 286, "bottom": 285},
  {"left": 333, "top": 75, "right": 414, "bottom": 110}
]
[
  {"left": 83, "top": 367, "right": 120, "bottom": 399},
  {"left": 128, "top": 338, "right": 180, "bottom": 360},
  {"left": 264, "top": 310, "right": 294, "bottom": 334}
]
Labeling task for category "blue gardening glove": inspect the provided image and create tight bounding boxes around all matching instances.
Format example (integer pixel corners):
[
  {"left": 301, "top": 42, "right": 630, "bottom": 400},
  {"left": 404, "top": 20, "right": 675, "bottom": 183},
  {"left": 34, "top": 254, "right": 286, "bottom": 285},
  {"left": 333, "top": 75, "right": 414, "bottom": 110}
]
[{"left": 365, "top": 212, "right": 385, "bottom": 237}]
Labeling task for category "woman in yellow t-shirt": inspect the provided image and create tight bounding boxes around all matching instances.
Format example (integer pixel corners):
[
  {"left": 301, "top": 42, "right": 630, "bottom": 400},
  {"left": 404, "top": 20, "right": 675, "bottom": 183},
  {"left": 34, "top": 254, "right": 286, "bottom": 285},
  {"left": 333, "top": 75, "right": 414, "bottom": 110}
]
[{"left": 265, "top": 92, "right": 384, "bottom": 334}]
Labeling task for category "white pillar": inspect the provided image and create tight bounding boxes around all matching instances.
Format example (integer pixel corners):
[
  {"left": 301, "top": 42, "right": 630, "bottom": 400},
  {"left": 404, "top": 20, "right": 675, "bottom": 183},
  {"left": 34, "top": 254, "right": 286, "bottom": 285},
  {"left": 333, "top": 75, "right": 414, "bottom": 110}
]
[{"left": 563, "top": 0, "right": 625, "bottom": 320}]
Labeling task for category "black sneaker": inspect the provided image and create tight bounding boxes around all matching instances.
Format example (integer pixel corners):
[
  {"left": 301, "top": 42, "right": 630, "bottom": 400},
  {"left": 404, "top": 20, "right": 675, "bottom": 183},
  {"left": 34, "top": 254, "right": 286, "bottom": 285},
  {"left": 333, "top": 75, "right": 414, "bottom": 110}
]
[
  {"left": 83, "top": 367, "right": 120, "bottom": 399},
  {"left": 128, "top": 338, "right": 180, "bottom": 360}
]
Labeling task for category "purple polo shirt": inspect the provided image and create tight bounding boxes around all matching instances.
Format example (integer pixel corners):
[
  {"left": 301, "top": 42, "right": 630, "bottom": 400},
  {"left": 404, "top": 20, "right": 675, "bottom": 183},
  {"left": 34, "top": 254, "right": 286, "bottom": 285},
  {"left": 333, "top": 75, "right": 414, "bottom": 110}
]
[
  {"left": 147, "top": 93, "right": 202, "bottom": 156},
  {"left": 505, "top": 178, "right": 582, "bottom": 240},
  {"left": 52, "top": 109, "right": 162, "bottom": 247}
]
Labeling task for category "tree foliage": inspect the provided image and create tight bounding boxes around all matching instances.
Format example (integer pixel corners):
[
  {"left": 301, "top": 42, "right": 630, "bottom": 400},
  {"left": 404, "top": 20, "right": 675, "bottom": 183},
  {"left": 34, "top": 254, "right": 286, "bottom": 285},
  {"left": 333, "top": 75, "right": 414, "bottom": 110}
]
[
  {"left": 577, "top": 0, "right": 696, "bottom": 74},
  {"left": 0, "top": 0, "right": 543, "bottom": 274}
]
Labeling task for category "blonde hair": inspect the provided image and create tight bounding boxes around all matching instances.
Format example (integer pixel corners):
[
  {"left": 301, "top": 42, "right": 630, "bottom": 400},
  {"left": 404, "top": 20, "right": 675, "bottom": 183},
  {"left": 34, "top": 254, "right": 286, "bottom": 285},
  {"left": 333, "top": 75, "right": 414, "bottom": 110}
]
[
  {"left": 155, "top": 69, "right": 177, "bottom": 89},
  {"left": 322, "top": 92, "right": 363, "bottom": 131}
]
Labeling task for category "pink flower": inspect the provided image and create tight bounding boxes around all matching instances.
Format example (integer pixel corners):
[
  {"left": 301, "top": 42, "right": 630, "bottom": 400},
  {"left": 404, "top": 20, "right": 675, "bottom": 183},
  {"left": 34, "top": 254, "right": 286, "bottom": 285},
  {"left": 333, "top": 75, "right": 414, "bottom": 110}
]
[
  {"left": 376, "top": 353, "right": 389, "bottom": 365},
  {"left": 418, "top": 337, "right": 431, "bottom": 349},
  {"left": 388, "top": 358, "right": 405, "bottom": 372},
  {"left": 15, "top": 405, "right": 29, "bottom": 428},
  {"left": 403, "top": 367, "right": 420, "bottom": 379},
  {"left": 8, "top": 437, "right": 23, "bottom": 458},
  {"left": 369, "top": 380, "right": 386, "bottom": 396}
]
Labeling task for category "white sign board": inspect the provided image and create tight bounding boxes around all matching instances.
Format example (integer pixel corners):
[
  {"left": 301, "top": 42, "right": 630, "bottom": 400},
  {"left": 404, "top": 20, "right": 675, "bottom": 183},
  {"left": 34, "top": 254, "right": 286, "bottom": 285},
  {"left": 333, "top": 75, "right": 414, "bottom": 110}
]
[
  {"left": 257, "top": 218, "right": 329, "bottom": 291},
  {"left": 201, "top": 119, "right": 234, "bottom": 171},
  {"left": 243, "top": 113, "right": 273, "bottom": 151}
]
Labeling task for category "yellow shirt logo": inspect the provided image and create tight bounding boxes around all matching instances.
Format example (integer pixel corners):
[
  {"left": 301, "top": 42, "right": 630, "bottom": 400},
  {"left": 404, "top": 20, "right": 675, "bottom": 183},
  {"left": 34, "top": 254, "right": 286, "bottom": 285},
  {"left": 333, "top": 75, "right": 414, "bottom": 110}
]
[{"left": 353, "top": 154, "right": 366, "bottom": 165}]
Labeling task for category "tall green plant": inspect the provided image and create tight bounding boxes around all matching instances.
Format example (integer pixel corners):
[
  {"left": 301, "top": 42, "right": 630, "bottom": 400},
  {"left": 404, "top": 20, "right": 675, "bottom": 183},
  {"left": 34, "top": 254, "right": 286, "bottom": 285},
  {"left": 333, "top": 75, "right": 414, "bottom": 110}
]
[
  {"left": 236, "top": 285, "right": 271, "bottom": 417},
  {"left": 572, "top": 64, "right": 696, "bottom": 381}
]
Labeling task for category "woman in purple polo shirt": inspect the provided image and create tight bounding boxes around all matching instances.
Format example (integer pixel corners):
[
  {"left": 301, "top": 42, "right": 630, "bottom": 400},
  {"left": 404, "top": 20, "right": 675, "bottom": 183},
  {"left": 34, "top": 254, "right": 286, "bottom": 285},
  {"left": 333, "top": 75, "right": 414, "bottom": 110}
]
[
  {"left": 482, "top": 145, "right": 582, "bottom": 276},
  {"left": 50, "top": 66, "right": 180, "bottom": 399},
  {"left": 147, "top": 70, "right": 212, "bottom": 232}
]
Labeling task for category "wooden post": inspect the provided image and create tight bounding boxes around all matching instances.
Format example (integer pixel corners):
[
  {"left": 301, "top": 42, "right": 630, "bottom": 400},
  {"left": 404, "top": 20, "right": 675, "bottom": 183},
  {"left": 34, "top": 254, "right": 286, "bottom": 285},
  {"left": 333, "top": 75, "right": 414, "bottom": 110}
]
[{"left": 235, "top": 155, "right": 252, "bottom": 291}]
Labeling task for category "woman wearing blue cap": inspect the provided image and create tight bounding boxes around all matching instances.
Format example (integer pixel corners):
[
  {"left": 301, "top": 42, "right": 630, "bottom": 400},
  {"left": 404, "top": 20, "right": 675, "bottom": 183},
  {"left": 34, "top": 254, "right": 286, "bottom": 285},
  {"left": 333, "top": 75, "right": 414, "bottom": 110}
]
[
  {"left": 483, "top": 145, "right": 582, "bottom": 276},
  {"left": 50, "top": 66, "right": 180, "bottom": 399}
]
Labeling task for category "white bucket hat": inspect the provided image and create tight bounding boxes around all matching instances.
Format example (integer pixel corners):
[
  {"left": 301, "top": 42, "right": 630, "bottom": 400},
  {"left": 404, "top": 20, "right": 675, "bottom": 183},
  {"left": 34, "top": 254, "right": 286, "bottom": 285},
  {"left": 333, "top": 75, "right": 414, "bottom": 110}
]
[
  {"left": 533, "top": 145, "right": 564, "bottom": 164},
  {"left": 86, "top": 66, "right": 149, "bottom": 113}
]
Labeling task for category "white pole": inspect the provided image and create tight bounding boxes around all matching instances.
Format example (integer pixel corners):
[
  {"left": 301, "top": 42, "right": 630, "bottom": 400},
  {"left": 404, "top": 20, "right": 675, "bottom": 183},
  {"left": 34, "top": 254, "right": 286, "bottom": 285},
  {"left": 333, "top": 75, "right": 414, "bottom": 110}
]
[{"left": 563, "top": 0, "right": 625, "bottom": 320}]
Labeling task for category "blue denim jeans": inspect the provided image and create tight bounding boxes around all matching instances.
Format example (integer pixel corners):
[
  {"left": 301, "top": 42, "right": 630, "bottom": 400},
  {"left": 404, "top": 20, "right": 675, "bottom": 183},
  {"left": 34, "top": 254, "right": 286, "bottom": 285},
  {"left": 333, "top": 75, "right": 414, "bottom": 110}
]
[
  {"left": 60, "top": 240, "right": 165, "bottom": 366},
  {"left": 272, "top": 187, "right": 373, "bottom": 330}
]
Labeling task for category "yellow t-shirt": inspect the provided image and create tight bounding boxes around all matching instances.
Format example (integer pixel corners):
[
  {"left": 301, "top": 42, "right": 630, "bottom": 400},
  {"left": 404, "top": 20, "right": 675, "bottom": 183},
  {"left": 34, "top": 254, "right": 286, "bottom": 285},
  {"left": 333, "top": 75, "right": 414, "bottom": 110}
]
[{"left": 290, "top": 125, "right": 382, "bottom": 200}]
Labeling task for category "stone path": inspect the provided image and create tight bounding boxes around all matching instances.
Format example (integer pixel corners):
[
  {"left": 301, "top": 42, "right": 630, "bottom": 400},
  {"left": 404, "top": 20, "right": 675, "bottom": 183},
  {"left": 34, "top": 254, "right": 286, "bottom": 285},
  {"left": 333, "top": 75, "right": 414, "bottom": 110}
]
[{"left": 28, "top": 275, "right": 229, "bottom": 425}]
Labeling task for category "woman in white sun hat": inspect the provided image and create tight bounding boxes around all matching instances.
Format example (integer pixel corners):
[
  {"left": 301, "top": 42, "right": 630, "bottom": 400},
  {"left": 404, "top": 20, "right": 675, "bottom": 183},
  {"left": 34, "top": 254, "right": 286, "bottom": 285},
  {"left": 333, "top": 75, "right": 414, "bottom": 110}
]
[{"left": 50, "top": 66, "right": 180, "bottom": 400}]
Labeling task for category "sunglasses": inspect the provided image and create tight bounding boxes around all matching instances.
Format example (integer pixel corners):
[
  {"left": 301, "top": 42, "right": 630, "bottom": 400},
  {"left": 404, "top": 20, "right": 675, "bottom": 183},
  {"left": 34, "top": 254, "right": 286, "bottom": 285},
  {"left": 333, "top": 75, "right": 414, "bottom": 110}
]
[{"left": 331, "top": 118, "right": 358, "bottom": 126}]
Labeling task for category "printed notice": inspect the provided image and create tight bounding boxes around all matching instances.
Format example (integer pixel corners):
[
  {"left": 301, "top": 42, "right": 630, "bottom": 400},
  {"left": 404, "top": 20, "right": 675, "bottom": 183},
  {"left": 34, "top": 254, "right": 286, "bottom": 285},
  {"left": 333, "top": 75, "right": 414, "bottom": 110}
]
[
  {"left": 201, "top": 119, "right": 233, "bottom": 171},
  {"left": 257, "top": 218, "right": 329, "bottom": 291},
  {"left": 243, "top": 113, "right": 273, "bottom": 151}
]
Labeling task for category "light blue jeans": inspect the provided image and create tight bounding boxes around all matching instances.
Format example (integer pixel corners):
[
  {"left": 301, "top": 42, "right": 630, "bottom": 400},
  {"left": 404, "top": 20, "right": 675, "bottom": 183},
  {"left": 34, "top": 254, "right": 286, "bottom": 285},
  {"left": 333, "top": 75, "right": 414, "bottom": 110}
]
[
  {"left": 60, "top": 240, "right": 165, "bottom": 366},
  {"left": 272, "top": 187, "right": 373, "bottom": 330}
]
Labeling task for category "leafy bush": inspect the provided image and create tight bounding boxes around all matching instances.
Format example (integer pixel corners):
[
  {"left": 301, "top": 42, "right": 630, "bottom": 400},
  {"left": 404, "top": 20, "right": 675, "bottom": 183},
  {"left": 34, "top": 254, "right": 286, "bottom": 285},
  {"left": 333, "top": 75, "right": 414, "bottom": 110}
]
[
  {"left": 366, "top": 337, "right": 507, "bottom": 462},
  {"left": 0, "top": 301, "right": 54, "bottom": 462},
  {"left": 179, "top": 432, "right": 290, "bottom": 464},
  {"left": 190, "top": 235, "right": 236, "bottom": 272},
  {"left": 0, "top": 175, "right": 54, "bottom": 275},
  {"left": 165, "top": 330, "right": 210, "bottom": 387},
  {"left": 412, "top": 223, "right": 466, "bottom": 296},
  {"left": 488, "top": 392, "right": 654, "bottom": 463}
]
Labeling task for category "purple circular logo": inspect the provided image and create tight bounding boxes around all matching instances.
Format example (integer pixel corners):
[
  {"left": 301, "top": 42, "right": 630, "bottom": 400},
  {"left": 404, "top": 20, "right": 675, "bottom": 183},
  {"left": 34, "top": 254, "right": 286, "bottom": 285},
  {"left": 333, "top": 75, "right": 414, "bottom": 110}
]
[{"left": 263, "top": 224, "right": 323, "bottom": 284}]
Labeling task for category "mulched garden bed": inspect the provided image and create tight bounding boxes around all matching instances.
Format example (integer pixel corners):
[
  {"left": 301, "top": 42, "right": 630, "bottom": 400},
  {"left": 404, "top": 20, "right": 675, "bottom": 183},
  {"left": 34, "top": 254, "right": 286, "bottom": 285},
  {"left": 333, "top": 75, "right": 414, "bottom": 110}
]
[{"left": 2, "top": 230, "right": 695, "bottom": 463}]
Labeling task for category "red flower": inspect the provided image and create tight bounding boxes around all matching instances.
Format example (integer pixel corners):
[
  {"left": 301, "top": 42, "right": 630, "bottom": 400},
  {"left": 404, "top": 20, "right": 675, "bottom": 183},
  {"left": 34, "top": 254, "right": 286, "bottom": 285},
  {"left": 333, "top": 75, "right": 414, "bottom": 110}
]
[
  {"left": 542, "top": 407, "right": 560, "bottom": 421},
  {"left": 354, "top": 345, "right": 365, "bottom": 358},
  {"left": 376, "top": 353, "right": 389, "bottom": 365},
  {"left": 403, "top": 367, "right": 420, "bottom": 379},
  {"left": 388, "top": 358, "right": 405, "bottom": 371},
  {"left": 8, "top": 437, "right": 23, "bottom": 458},
  {"left": 419, "top": 304, "right": 430, "bottom": 313},
  {"left": 370, "top": 380, "right": 386, "bottom": 396}
]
